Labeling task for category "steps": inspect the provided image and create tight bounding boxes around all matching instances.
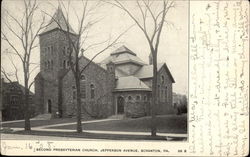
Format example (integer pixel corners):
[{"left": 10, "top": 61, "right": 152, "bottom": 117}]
[
  {"left": 108, "top": 114, "right": 125, "bottom": 120},
  {"left": 32, "top": 113, "right": 52, "bottom": 120}
]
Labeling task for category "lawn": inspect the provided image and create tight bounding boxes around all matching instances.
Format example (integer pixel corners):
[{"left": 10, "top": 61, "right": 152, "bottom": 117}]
[{"left": 47, "top": 114, "right": 187, "bottom": 134}]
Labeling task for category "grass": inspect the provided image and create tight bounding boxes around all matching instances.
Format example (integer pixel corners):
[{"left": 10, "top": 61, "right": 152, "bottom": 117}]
[
  {"left": 47, "top": 114, "right": 187, "bottom": 134},
  {"left": 1, "top": 114, "right": 187, "bottom": 140},
  {"left": 1, "top": 118, "right": 77, "bottom": 128}
]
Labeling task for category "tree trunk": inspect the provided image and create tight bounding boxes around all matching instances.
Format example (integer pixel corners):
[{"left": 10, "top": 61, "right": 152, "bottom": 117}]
[
  {"left": 151, "top": 51, "right": 158, "bottom": 136},
  {"left": 24, "top": 75, "right": 31, "bottom": 131},
  {"left": 58, "top": 76, "right": 63, "bottom": 118},
  {"left": 75, "top": 76, "right": 82, "bottom": 133}
]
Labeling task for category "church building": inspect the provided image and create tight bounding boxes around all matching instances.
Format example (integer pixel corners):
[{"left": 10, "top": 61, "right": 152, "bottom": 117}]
[{"left": 34, "top": 8, "right": 176, "bottom": 118}]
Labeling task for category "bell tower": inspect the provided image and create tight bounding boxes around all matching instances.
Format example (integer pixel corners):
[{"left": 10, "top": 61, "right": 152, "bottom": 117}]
[{"left": 39, "top": 6, "right": 77, "bottom": 80}]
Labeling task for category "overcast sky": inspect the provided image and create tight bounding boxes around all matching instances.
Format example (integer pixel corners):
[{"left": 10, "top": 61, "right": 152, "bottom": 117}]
[{"left": 1, "top": 0, "right": 188, "bottom": 95}]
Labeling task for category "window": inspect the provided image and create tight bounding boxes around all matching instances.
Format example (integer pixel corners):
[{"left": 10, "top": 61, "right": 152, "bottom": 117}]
[
  {"left": 63, "top": 60, "right": 66, "bottom": 69},
  {"left": 80, "top": 75, "right": 86, "bottom": 81},
  {"left": 67, "top": 47, "right": 70, "bottom": 54},
  {"left": 161, "top": 89, "right": 164, "bottom": 101},
  {"left": 48, "top": 47, "right": 50, "bottom": 55},
  {"left": 158, "top": 85, "right": 160, "bottom": 99},
  {"left": 51, "top": 46, "right": 54, "bottom": 55},
  {"left": 161, "top": 75, "right": 165, "bottom": 84},
  {"left": 136, "top": 95, "right": 140, "bottom": 101},
  {"left": 72, "top": 86, "right": 76, "bottom": 89},
  {"left": 63, "top": 46, "right": 66, "bottom": 55},
  {"left": 165, "top": 86, "right": 168, "bottom": 102},
  {"left": 80, "top": 75, "right": 86, "bottom": 99},
  {"left": 144, "top": 95, "right": 147, "bottom": 101},
  {"left": 90, "top": 84, "right": 94, "bottom": 99},
  {"left": 128, "top": 96, "right": 132, "bottom": 101},
  {"left": 51, "top": 60, "right": 53, "bottom": 69},
  {"left": 67, "top": 60, "right": 70, "bottom": 67},
  {"left": 48, "top": 61, "right": 50, "bottom": 69},
  {"left": 73, "top": 91, "right": 76, "bottom": 99}
]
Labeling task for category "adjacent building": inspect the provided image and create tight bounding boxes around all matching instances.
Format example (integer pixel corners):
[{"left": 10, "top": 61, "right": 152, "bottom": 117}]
[{"left": 1, "top": 79, "right": 36, "bottom": 121}]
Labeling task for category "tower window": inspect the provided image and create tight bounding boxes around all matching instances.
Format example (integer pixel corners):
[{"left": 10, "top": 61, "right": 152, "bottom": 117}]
[
  {"left": 90, "top": 84, "right": 95, "bottom": 99},
  {"left": 63, "top": 60, "right": 66, "bottom": 69},
  {"left": 48, "top": 47, "right": 50, "bottom": 55},
  {"left": 51, "top": 46, "right": 54, "bottom": 55},
  {"left": 51, "top": 60, "right": 53, "bottom": 69},
  {"left": 63, "top": 46, "right": 66, "bottom": 55},
  {"left": 48, "top": 61, "right": 50, "bottom": 69},
  {"left": 161, "top": 75, "right": 165, "bottom": 84}
]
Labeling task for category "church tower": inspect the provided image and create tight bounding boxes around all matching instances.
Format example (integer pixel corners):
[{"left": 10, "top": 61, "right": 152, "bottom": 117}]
[
  {"left": 39, "top": 6, "right": 77, "bottom": 80},
  {"left": 36, "top": 6, "right": 77, "bottom": 117}
]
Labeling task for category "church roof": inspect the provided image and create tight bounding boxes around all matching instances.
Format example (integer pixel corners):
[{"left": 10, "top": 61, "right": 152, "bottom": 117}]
[
  {"left": 111, "top": 45, "right": 136, "bottom": 56},
  {"left": 114, "top": 76, "right": 151, "bottom": 92},
  {"left": 101, "top": 46, "right": 146, "bottom": 66},
  {"left": 134, "top": 63, "right": 175, "bottom": 82},
  {"left": 41, "top": 6, "right": 76, "bottom": 35}
]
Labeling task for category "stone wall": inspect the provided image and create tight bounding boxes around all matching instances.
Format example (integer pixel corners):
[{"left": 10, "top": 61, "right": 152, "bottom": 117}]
[
  {"left": 114, "top": 91, "right": 151, "bottom": 118},
  {"left": 62, "top": 56, "right": 115, "bottom": 118}
]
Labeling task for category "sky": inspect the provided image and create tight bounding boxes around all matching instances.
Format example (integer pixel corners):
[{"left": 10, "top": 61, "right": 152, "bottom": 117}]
[{"left": 1, "top": 0, "right": 188, "bottom": 95}]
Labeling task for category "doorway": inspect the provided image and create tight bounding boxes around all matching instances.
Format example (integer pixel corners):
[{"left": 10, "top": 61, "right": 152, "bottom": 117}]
[
  {"left": 48, "top": 99, "right": 52, "bottom": 113},
  {"left": 117, "top": 96, "right": 124, "bottom": 114}
]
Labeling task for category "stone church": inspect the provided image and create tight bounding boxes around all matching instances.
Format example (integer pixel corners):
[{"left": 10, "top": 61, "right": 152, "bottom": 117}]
[{"left": 34, "top": 8, "right": 176, "bottom": 118}]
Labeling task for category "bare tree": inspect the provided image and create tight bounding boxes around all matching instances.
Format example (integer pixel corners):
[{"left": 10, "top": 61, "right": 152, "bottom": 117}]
[
  {"left": 44, "top": 1, "right": 132, "bottom": 133},
  {"left": 1, "top": 0, "right": 49, "bottom": 130},
  {"left": 107, "top": 0, "right": 175, "bottom": 136}
]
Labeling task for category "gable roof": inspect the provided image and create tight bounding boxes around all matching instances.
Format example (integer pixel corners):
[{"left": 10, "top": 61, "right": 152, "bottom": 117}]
[
  {"left": 115, "top": 76, "right": 151, "bottom": 92},
  {"left": 111, "top": 45, "right": 136, "bottom": 56},
  {"left": 101, "top": 45, "right": 146, "bottom": 66},
  {"left": 134, "top": 63, "right": 175, "bottom": 83},
  {"left": 41, "top": 6, "right": 76, "bottom": 35}
]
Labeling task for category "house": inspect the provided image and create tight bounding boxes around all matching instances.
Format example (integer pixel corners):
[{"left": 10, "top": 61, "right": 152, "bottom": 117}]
[
  {"left": 34, "top": 7, "right": 176, "bottom": 118},
  {"left": 1, "top": 79, "right": 36, "bottom": 121}
]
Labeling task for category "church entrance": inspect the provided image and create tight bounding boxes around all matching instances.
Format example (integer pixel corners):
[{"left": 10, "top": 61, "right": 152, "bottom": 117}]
[
  {"left": 48, "top": 99, "right": 52, "bottom": 113},
  {"left": 117, "top": 96, "right": 124, "bottom": 114}
]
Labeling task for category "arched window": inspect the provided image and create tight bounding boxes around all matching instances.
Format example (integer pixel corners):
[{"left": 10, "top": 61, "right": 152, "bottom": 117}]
[
  {"left": 136, "top": 95, "right": 140, "bottom": 101},
  {"left": 80, "top": 75, "right": 86, "bottom": 81},
  {"left": 48, "top": 61, "right": 50, "bottom": 69},
  {"left": 63, "top": 46, "right": 66, "bottom": 55},
  {"left": 80, "top": 75, "right": 86, "bottom": 99},
  {"left": 128, "top": 96, "right": 132, "bottom": 101},
  {"left": 165, "top": 86, "right": 168, "bottom": 102},
  {"left": 90, "top": 84, "right": 95, "bottom": 99},
  {"left": 161, "top": 75, "right": 165, "bottom": 84},
  {"left": 63, "top": 60, "right": 66, "bottom": 69},
  {"left": 51, "top": 60, "right": 53, "bottom": 69}
]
